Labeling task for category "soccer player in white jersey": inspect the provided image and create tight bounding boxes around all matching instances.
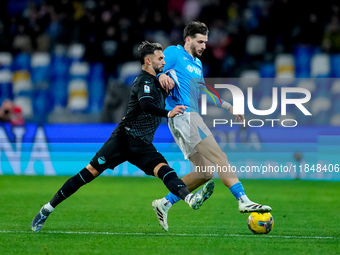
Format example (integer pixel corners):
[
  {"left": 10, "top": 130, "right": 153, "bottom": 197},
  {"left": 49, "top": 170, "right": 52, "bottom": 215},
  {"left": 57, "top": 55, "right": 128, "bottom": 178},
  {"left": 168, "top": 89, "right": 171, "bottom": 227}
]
[{"left": 152, "top": 21, "right": 271, "bottom": 231}]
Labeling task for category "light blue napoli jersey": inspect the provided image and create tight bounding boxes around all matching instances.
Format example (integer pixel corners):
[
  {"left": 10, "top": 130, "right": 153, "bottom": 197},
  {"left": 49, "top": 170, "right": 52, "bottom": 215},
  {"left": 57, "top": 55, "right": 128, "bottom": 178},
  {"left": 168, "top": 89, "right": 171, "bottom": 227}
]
[{"left": 162, "top": 45, "right": 204, "bottom": 112}]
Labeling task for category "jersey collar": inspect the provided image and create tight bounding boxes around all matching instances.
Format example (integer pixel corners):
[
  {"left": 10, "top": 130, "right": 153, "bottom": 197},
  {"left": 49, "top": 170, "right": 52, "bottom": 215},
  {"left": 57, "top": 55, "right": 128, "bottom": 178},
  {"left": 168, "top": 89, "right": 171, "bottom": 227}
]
[
  {"left": 177, "top": 44, "right": 197, "bottom": 62},
  {"left": 141, "top": 70, "right": 156, "bottom": 78}
]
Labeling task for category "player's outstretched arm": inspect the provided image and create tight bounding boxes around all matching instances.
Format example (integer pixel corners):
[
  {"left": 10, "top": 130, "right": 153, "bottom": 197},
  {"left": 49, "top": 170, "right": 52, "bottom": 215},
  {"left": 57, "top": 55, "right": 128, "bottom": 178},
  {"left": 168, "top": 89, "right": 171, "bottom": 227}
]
[{"left": 168, "top": 105, "right": 188, "bottom": 118}]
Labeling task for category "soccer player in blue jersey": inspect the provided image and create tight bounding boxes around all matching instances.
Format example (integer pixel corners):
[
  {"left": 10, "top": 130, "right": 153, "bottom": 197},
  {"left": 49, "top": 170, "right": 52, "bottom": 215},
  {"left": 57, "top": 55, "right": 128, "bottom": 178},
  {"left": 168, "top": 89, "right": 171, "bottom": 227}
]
[{"left": 152, "top": 21, "right": 272, "bottom": 231}]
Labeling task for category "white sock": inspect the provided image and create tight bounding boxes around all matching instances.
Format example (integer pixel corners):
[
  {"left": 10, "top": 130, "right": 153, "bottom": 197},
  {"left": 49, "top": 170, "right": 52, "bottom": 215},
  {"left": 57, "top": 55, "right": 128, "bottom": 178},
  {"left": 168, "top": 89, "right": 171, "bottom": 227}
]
[
  {"left": 184, "top": 194, "right": 193, "bottom": 204},
  {"left": 44, "top": 202, "right": 54, "bottom": 213}
]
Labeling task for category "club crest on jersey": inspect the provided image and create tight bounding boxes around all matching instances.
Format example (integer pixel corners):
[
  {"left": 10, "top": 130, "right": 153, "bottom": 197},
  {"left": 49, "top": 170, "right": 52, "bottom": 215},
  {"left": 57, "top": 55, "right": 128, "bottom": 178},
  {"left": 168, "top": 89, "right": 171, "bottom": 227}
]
[
  {"left": 144, "top": 85, "right": 150, "bottom": 93},
  {"left": 98, "top": 156, "right": 106, "bottom": 165}
]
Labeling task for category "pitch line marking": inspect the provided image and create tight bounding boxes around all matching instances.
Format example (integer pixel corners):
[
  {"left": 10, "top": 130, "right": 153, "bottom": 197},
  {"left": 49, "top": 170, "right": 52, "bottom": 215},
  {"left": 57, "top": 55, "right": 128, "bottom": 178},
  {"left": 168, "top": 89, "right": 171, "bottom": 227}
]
[{"left": 0, "top": 230, "right": 338, "bottom": 240}]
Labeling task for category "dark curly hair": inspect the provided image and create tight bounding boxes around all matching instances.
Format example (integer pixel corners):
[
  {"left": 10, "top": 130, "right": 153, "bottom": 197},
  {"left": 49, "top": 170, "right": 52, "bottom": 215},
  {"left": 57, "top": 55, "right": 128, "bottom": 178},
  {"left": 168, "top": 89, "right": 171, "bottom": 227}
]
[
  {"left": 138, "top": 41, "right": 163, "bottom": 65},
  {"left": 183, "top": 21, "right": 209, "bottom": 41}
]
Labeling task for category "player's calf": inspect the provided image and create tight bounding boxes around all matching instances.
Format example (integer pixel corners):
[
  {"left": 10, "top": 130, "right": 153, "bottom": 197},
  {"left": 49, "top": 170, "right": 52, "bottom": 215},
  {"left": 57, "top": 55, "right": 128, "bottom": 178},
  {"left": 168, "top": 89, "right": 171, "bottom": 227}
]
[{"left": 157, "top": 165, "right": 192, "bottom": 200}]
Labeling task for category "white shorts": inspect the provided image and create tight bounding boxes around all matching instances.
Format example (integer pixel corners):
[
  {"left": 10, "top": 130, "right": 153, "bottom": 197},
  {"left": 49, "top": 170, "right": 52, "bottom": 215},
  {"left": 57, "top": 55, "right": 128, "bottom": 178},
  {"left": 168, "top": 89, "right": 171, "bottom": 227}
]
[{"left": 168, "top": 112, "right": 212, "bottom": 160}]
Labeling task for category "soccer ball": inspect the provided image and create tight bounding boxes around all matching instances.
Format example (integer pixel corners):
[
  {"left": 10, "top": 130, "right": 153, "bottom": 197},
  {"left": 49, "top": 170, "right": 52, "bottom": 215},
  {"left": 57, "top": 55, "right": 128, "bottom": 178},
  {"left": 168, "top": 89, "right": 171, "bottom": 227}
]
[{"left": 247, "top": 212, "right": 274, "bottom": 234}]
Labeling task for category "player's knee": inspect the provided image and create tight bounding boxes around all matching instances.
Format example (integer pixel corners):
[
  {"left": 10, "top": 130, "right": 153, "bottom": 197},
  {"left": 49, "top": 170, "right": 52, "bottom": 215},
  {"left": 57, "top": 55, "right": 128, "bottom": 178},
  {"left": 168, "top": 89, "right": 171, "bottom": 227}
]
[
  {"left": 153, "top": 162, "right": 168, "bottom": 177},
  {"left": 211, "top": 149, "right": 228, "bottom": 163},
  {"left": 85, "top": 164, "right": 101, "bottom": 178},
  {"left": 79, "top": 168, "right": 97, "bottom": 183}
]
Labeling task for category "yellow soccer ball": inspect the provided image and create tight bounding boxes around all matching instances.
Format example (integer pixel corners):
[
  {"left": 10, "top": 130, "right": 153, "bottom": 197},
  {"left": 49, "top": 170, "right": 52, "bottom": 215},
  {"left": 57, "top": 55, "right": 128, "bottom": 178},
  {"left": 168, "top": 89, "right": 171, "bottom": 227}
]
[{"left": 247, "top": 212, "right": 274, "bottom": 234}]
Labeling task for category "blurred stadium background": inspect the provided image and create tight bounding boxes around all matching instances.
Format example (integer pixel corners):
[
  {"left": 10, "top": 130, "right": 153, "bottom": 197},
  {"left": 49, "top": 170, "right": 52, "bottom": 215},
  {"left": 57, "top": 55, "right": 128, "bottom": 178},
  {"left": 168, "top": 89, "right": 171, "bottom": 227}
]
[
  {"left": 0, "top": 0, "right": 340, "bottom": 179},
  {"left": 1, "top": 2, "right": 339, "bottom": 252}
]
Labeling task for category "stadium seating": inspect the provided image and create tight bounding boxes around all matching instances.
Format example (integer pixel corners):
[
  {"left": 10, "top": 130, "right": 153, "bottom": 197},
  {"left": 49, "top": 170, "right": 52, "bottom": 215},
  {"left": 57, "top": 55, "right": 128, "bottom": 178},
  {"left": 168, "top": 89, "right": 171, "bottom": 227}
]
[
  {"left": 50, "top": 53, "right": 69, "bottom": 109},
  {"left": 239, "top": 69, "right": 260, "bottom": 90},
  {"left": 0, "top": 44, "right": 108, "bottom": 120},
  {"left": 11, "top": 66, "right": 34, "bottom": 121},
  {"left": 12, "top": 70, "right": 32, "bottom": 95},
  {"left": 33, "top": 88, "right": 53, "bottom": 123},
  {"left": 8, "top": 53, "right": 34, "bottom": 120},
  {"left": 331, "top": 97, "right": 340, "bottom": 114},
  {"left": 67, "top": 79, "right": 89, "bottom": 112},
  {"left": 275, "top": 54, "right": 295, "bottom": 85},
  {"left": 0, "top": 53, "right": 13, "bottom": 103},
  {"left": 67, "top": 43, "right": 85, "bottom": 62},
  {"left": 294, "top": 46, "right": 313, "bottom": 78},
  {"left": 67, "top": 61, "right": 90, "bottom": 112},
  {"left": 0, "top": 69, "right": 13, "bottom": 102},
  {"left": 311, "top": 96, "right": 332, "bottom": 125},
  {"left": 239, "top": 69, "right": 261, "bottom": 109},
  {"left": 297, "top": 79, "right": 316, "bottom": 97},
  {"left": 259, "top": 63, "right": 275, "bottom": 78},
  {"left": 331, "top": 54, "right": 340, "bottom": 78},
  {"left": 0, "top": 52, "right": 13, "bottom": 70},
  {"left": 30, "top": 53, "right": 52, "bottom": 122},
  {"left": 88, "top": 63, "right": 105, "bottom": 113},
  {"left": 69, "top": 62, "right": 89, "bottom": 79},
  {"left": 331, "top": 79, "right": 340, "bottom": 96},
  {"left": 31, "top": 52, "right": 51, "bottom": 85},
  {"left": 13, "top": 96, "right": 33, "bottom": 119},
  {"left": 12, "top": 53, "right": 31, "bottom": 71},
  {"left": 245, "top": 35, "right": 266, "bottom": 56},
  {"left": 311, "top": 54, "right": 331, "bottom": 78},
  {"left": 1, "top": 46, "right": 340, "bottom": 125},
  {"left": 118, "top": 61, "right": 140, "bottom": 86},
  {"left": 330, "top": 113, "right": 340, "bottom": 126}
]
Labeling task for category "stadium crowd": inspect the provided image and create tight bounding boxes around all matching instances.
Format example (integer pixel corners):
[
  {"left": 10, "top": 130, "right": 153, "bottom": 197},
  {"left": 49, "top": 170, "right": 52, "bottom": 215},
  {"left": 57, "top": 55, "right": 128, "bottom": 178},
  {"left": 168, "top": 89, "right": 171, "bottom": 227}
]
[{"left": 2, "top": 0, "right": 340, "bottom": 75}]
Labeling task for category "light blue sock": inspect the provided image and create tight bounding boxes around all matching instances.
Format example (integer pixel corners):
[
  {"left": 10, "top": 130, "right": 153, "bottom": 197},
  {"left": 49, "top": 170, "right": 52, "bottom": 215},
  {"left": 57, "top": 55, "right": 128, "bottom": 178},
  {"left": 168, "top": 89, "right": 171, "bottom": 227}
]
[
  {"left": 165, "top": 192, "right": 181, "bottom": 205},
  {"left": 229, "top": 181, "right": 245, "bottom": 200}
]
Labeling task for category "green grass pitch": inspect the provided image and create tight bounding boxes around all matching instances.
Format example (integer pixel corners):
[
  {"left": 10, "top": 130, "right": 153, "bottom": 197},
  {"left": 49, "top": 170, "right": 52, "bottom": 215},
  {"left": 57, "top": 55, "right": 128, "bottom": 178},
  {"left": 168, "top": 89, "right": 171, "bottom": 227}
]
[{"left": 0, "top": 176, "right": 339, "bottom": 255}]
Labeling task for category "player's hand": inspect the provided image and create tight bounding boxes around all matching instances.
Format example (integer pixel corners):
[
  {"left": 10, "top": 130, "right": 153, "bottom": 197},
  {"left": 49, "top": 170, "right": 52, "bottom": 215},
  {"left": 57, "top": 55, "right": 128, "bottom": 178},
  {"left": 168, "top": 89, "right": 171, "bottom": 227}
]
[
  {"left": 168, "top": 105, "right": 188, "bottom": 118},
  {"left": 228, "top": 105, "right": 245, "bottom": 122},
  {"left": 159, "top": 74, "right": 175, "bottom": 93}
]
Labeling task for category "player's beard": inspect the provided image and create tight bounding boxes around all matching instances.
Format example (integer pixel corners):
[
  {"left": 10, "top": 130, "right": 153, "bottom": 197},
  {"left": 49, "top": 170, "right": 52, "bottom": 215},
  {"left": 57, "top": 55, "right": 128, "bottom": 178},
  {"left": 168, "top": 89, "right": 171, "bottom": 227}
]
[
  {"left": 153, "top": 64, "right": 163, "bottom": 74},
  {"left": 191, "top": 45, "right": 204, "bottom": 58}
]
